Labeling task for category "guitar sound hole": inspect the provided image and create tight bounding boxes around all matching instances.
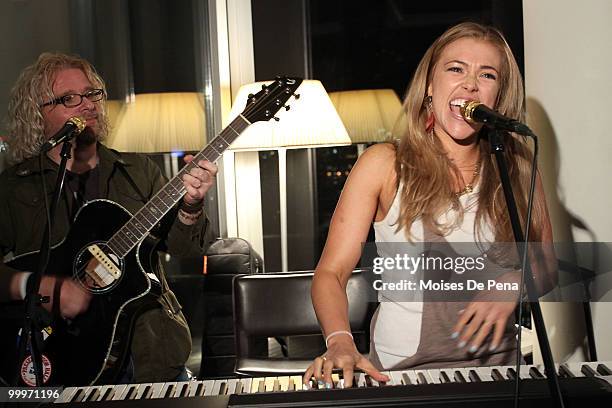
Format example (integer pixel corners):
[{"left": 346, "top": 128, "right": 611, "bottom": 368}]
[{"left": 74, "top": 242, "right": 124, "bottom": 293}]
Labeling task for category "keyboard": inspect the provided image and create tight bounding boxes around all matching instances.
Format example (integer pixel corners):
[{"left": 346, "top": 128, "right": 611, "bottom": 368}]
[{"left": 52, "top": 361, "right": 612, "bottom": 407}]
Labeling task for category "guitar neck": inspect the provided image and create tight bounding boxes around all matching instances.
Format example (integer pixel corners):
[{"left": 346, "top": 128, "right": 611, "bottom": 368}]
[{"left": 107, "top": 115, "right": 251, "bottom": 258}]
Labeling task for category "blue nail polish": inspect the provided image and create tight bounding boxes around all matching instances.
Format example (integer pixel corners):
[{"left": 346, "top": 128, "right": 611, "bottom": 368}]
[
  {"left": 469, "top": 345, "right": 478, "bottom": 353},
  {"left": 458, "top": 340, "right": 466, "bottom": 348},
  {"left": 325, "top": 382, "right": 332, "bottom": 389},
  {"left": 317, "top": 380, "right": 324, "bottom": 387},
  {"left": 450, "top": 331, "right": 459, "bottom": 339}
]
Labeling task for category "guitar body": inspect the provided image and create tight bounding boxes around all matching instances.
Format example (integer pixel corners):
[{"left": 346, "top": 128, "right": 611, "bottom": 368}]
[{"left": 6, "top": 200, "right": 160, "bottom": 386}]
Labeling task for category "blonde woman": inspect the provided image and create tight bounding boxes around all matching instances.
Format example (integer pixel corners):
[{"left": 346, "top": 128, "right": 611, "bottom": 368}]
[{"left": 304, "top": 22, "right": 555, "bottom": 388}]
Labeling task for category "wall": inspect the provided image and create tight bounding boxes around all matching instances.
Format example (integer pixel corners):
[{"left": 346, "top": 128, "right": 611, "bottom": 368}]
[{"left": 523, "top": 0, "right": 612, "bottom": 361}]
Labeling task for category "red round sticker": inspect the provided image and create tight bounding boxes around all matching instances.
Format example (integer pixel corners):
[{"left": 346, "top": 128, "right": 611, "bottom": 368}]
[{"left": 20, "top": 354, "right": 52, "bottom": 386}]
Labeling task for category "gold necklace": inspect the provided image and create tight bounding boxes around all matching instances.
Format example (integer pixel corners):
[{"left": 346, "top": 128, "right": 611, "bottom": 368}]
[{"left": 456, "top": 161, "right": 481, "bottom": 197}]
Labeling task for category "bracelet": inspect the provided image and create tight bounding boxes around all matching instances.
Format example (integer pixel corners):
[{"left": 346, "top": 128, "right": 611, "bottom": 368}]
[
  {"left": 180, "top": 199, "right": 204, "bottom": 214},
  {"left": 325, "top": 330, "right": 353, "bottom": 347},
  {"left": 178, "top": 208, "right": 203, "bottom": 224}
]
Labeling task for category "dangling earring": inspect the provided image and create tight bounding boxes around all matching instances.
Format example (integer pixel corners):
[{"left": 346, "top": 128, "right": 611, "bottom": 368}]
[{"left": 424, "top": 95, "right": 434, "bottom": 133}]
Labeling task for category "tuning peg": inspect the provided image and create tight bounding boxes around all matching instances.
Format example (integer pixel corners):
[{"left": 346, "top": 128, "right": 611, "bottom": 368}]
[
  {"left": 283, "top": 105, "right": 290, "bottom": 111},
  {"left": 247, "top": 93, "right": 254, "bottom": 99},
  {"left": 293, "top": 93, "right": 300, "bottom": 100},
  {"left": 273, "top": 116, "right": 280, "bottom": 122}
]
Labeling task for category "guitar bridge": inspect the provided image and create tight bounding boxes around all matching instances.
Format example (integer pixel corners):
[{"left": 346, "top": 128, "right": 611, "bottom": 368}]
[{"left": 85, "top": 244, "right": 121, "bottom": 288}]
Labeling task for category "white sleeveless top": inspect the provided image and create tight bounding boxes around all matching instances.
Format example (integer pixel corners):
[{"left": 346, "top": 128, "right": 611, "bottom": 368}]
[{"left": 371, "top": 185, "right": 494, "bottom": 369}]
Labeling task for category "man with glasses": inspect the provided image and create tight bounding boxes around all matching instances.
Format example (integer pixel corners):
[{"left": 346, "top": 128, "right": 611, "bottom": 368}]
[{"left": 0, "top": 53, "right": 217, "bottom": 384}]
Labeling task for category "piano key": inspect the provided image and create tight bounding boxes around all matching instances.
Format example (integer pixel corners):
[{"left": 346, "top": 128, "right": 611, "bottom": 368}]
[
  {"left": 124, "top": 385, "right": 139, "bottom": 400},
  {"left": 597, "top": 363, "right": 612, "bottom": 376},
  {"left": 96, "top": 385, "right": 116, "bottom": 401},
  {"left": 416, "top": 370, "right": 430, "bottom": 385},
  {"left": 134, "top": 384, "right": 152, "bottom": 399},
  {"left": 558, "top": 364, "right": 575, "bottom": 378},
  {"left": 250, "top": 377, "right": 265, "bottom": 393},
  {"left": 225, "top": 378, "right": 240, "bottom": 394},
  {"left": 439, "top": 370, "right": 452, "bottom": 383},
  {"left": 506, "top": 367, "right": 517, "bottom": 380},
  {"left": 212, "top": 380, "right": 228, "bottom": 395},
  {"left": 468, "top": 369, "right": 482, "bottom": 382},
  {"left": 289, "top": 376, "right": 303, "bottom": 391},
  {"left": 356, "top": 373, "right": 367, "bottom": 388},
  {"left": 453, "top": 370, "right": 467, "bottom": 383},
  {"left": 581, "top": 364, "right": 598, "bottom": 377},
  {"left": 186, "top": 381, "right": 202, "bottom": 397},
  {"left": 529, "top": 367, "right": 545, "bottom": 379},
  {"left": 149, "top": 382, "right": 167, "bottom": 398},
  {"left": 264, "top": 377, "right": 278, "bottom": 392},
  {"left": 84, "top": 387, "right": 101, "bottom": 402},
  {"left": 55, "top": 387, "right": 75, "bottom": 403},
  {"left": 162, "top": 382, "right": 179, "bottom": 398},
  {"left": 381, "top": 371, "right": 397, "bottom": 386},
  {"left": 332, "top": 373, "right": 342, "bottom": 388},
  {"left": 475, "top": 367, "right": 496, "bottom": 382},
  {"left": 426, "top": 369, "right": 442, "bottom": 384},
  {"left": 69, "top": 387, "right": 88, "bottom": 403},
  {"left": 238, "top": 378, "right": 252, "bottom": 394},
  {"left": 388, "top": 370, "right": 406, "bottom": 386},
  {"left": 110, "top": 384, "right": 128, "bottom": 400}
]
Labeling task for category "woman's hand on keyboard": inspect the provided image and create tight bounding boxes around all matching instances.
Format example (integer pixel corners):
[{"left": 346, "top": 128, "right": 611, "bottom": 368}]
[{"left": 302, "top": 335, "right": 389, "bottom": 389}]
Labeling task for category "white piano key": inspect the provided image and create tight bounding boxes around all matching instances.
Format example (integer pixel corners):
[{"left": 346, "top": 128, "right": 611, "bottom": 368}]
[
  {"left": 475, "top": 367, "right": 496, "bottom": 382},
  {"left": 389, "top": 370, "right": 406, "bottom": 386},
  {"left": 404, "top": 370, "right": 419, "bottom": 385},
  {"left": 201, "top": 380, "right": 216, "bottom": 396},
  {"left": 426, "top": 369, "right": 443, "bottom": 384},
  {"left": 134, "top": 383, "right": 153, "bottom": 399},
  {"left": 250, "top": 377, "right": 266, "bottom": 393},
  {"left": 289, "top": 375, "right": 304, "bottom": 391},
  {"left": 159, "top": 382, "right": 178, "bottom": 398},
  {"left": 212, "top": 379, "right": 229, "bottom": 396},
  {"left": 110, "top": 384, "right": 129, "bottom": 401},
  {"left": 55, "top": 387, "right": 80, "bottom": 403},
  {"left": 356, "top": 372, "right": 367, "bottom": 388},
  {"left": 238, "top": 377, "right": 252, "bottom": 394},
  {"left": 149, "top": 382, "right": 167, "bottom": 398},
  {"left": 225, "top": 378, "right": 240, "bottom": 394}
]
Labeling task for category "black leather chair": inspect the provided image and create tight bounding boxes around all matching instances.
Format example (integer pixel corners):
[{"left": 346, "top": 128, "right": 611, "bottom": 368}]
[{"left": 232, "top": 269, "right": 375, "bottom": 375}]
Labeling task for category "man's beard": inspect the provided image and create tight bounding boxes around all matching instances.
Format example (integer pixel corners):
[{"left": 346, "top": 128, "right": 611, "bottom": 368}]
[{"left": 75, "top": 126, "right": 98, "bottom": 147}]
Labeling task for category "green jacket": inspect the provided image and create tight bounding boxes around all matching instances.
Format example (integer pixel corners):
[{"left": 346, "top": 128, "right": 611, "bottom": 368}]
[{"left": 0, "top": 143, "right": 215, "bottom": 382}]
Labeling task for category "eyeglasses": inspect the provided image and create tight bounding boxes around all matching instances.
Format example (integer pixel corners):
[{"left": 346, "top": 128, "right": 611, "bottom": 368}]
[{"left": 40, "top": 89, "right": 105, "bottom": 108}]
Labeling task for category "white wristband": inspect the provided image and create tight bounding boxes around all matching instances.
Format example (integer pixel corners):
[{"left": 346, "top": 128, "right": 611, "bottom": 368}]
[
  {"left": 325, "top": 330, "right": 353, "bottom": 347},
  {"left": 19, "top": 272, "right": 33, "bottom": 300}
]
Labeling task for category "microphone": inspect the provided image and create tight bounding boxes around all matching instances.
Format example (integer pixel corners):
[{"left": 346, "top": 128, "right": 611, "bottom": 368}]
[
  {"left": 40, "top": 117, "right": 86, "bottom": 153},
  {"left": 459, "top": 101, "right": 534, "bottom": 137}
]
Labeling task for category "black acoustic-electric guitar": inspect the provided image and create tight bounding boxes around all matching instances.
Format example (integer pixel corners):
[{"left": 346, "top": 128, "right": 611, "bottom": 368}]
[{"left": 3, "top": 77, "right": 303, "bottom": 387}]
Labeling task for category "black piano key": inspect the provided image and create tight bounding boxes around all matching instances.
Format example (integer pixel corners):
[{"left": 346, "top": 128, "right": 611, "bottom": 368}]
[
  {"left": 164, "top": 384, "right": 176, "bottom": 398},
  {"left": 70, "top": 389, "right": 86, "bottom": 403},
  {"left": 581, "top": 364, "right": 598, "bottom": 377},
  {"left": 529, "top": 367, "right": 545, "bottom": 379},
  {"left": 365, "top": 375, "right": 374, "bottom": 387},
  {"left": 439, "top": 371, "right": 452, "bottom": 383},
  {"left": 125, "top": 386, "right": 138, "bottom": 400},
  {"left": 454, "top": 370, "right": 467, "bottom": 383},
  {"left": 417, "top": 372, "right": 428, "bottom": 384},
  {"left": 558, "top": 365, "right": 575, "bottom": 378},
  {"left": 85, "top": 388, "right": 101, "bottom": 402},
  {"left": 402, "top": 373, "right": 412, "bottom": 385},
  {"left": 597, "top": 363, "right": 612, "bottom": 376},
  {"left": 506, "top": 368, "right": 517, "bottom": 380},
  {"left": 468, "top": 370, "right": 482, "bottom": 382},
  {"left": 177, "top": 384, "right": 188, "bottom": 397},
  {"left": 139, "top": 385, "right": 151, "bottom": 399},
  {"left": 100, "top": 387, "right": 114, "bottom": 401},
  {"left": 219, "top": 382, "right": 228, "bottom": 395},
  {"left": 235, "top": 381, "right": 245, "bottom": 394},
  {"left": 195, "top": 382, "right": 205, "bottom": 396},
  {"left": 491, "top": 369, "right": 505, "bottom": 381}
]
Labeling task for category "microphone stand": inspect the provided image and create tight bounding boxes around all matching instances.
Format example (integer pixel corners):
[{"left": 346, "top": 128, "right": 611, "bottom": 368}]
[
  {"left": 14, "top": 139, "right": 73, "bottom": 386},
  {"left": 489, "top": 129, "right": 565, "bottom": 407}
]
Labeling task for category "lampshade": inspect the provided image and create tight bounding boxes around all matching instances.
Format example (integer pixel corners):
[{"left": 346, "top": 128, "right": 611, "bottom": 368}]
[
  {"left": 328, "top": 89, "right": 402, "bottom": 144},
  {"left": 227, "top": 80, "right": 350, "bottom": 151},
  {"left": 105, "top": 92, "right": 206, "bottom": 153}
]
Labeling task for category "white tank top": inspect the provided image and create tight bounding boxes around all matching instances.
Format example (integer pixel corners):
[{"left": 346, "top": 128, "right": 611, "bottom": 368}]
[{"left": 371, "top": 185, "right": 494, "bottom": 369}]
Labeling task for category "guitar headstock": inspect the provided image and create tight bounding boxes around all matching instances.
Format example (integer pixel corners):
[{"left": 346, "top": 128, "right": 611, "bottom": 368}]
[{"left": 241, "top": 77, "right": 303, "bottom": 124}]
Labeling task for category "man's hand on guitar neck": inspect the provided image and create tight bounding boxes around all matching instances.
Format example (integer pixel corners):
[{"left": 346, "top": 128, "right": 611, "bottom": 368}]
[{"left": 11, "top": 272, "right": 92, "bottom": 319}]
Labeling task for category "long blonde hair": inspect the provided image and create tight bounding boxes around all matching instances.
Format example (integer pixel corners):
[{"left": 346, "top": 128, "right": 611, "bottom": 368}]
[
  {"left": 395, "top": 22, "right": 545, "bottom": 243},
  {"left": 6, "top": 52, "right": 109, "bottom": 164}
]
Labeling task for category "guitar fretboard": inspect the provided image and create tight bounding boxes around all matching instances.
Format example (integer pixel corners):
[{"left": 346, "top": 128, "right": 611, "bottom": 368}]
[{"left": 106, "top": 115, "right": 250, "bottom": 258}]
